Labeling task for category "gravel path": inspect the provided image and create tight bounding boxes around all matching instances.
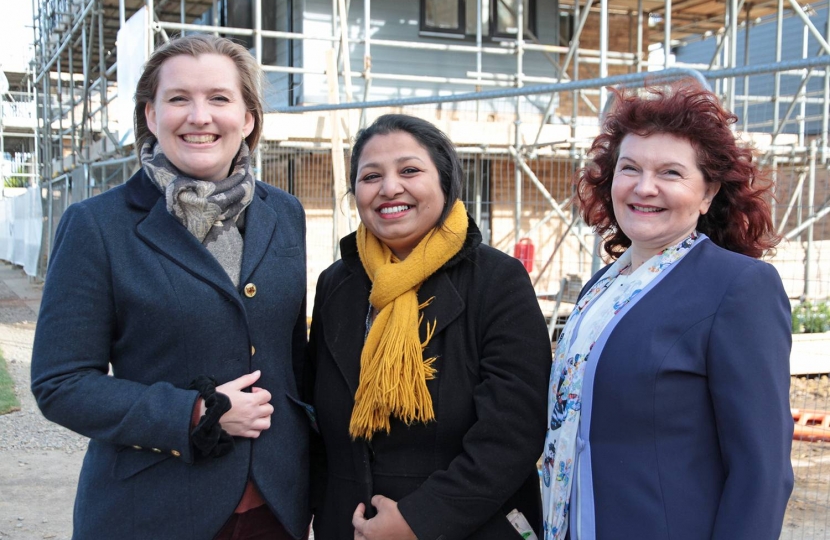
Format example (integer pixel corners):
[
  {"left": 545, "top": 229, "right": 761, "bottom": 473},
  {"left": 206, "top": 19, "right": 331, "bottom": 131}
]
[{"left": 0, "top": 275, "right": 86, "bottom": 540}]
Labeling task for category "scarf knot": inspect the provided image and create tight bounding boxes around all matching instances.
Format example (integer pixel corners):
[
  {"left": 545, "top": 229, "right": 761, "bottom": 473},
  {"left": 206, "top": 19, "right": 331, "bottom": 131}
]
[
  {"left": 140, "top": 138, "right": 255, "bottom": 286},
  {"left": 350, "top": 200, "right": 468, "bottom": 440}
]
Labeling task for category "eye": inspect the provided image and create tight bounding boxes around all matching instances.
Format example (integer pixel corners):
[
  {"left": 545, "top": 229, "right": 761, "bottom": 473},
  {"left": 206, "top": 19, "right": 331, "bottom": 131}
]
[
  {"left": 360, "top": 172, "right": 380, "bottom": 183},
  {"left": 211, "top": 95, "right": 231, "bottom": 103},
  {"left": 168, "top": 96, "right": 187, "bottom": 103},
  {"left": 618, "top": 164, "right": 637, "bottom": 173},
  {"left": 401, "top": 166, "right": 422, "bottom": 175},
  {"left": 663, "top": 169, "right": 682, "bottom": 177}
]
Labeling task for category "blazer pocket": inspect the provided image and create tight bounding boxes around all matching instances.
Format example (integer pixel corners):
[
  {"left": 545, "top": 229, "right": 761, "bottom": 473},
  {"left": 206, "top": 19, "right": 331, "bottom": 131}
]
[
  {"left": 113, "top": 447, "right": 173, "bottom": 480},
  {"left": 273, "top": 245, "right": 302, "bottom": 258},
  {"left": 286, "top": 392, "right": 318, "bottom": 433}
]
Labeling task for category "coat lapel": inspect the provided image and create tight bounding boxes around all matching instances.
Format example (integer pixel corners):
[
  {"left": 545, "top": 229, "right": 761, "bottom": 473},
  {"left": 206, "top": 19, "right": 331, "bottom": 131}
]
[
  {"left": 136, "top": 200, "right": 240, "bottom": 301},
  {"left": 321, "top": 269, "right": 370, "bottom": 396},
  {"left": 418, "top": 272, "right": 465, "bottom": 341},
  {"left": 239, "top": 185, "right": 278, "bottom": 286},
  {"left": 128, "top": 170, "right": 239, "bottom": 303}
]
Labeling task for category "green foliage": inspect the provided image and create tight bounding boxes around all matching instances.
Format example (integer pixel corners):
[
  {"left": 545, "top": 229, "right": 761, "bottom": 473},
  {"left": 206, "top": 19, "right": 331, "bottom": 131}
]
[
  {"left": 3, "top": 165, "right": 30, "bottom": 188},
  {"left": 0, "top": 350, "right": 21, "bottom": 415},
  {"left": 792, "top": 301, "right": 830, "bottom": 334}
]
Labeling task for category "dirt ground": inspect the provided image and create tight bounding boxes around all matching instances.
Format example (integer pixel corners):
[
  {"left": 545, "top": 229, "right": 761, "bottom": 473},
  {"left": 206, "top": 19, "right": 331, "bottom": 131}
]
[{"left": 0, "top": 261, "right": 828, "bottom": 539}]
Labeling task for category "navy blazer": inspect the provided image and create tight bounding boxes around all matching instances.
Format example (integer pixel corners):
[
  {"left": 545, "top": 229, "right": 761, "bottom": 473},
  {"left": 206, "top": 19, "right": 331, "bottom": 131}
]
[
  {"left": 31, "top": 170, "right": 311, "bottom": 540},
  {"left": 308, "top": 222, "right": 552, "bottom": 540},
  {"left": 573, "top": 238, "right": 793, "bottom": 539}
]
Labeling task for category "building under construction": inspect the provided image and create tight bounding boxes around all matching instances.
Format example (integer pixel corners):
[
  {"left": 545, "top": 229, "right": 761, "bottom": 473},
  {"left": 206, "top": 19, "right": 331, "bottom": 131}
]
[{"left": 28, "top": 0, "right": 830, "bottom": 302}]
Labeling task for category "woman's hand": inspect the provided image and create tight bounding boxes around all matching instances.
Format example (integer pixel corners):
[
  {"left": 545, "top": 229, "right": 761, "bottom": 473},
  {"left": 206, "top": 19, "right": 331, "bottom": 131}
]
[
  {"left": 353, "top": 495, "right": 417, "bottom": 540},
  {"left": 215, "top": 370, "right": 274, "bottom": 438}
]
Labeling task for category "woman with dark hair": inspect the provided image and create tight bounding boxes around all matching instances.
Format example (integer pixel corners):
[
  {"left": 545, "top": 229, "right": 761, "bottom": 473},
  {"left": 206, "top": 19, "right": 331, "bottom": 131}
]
[
  {"left": 541, "top": 83, "right": 793, "bottom": 540},
  {"left": 31, "top": 34, "right": 311, "bottom": 540},
  {"left": 307, "top": 114, "right": 551, "bottom": 539}
]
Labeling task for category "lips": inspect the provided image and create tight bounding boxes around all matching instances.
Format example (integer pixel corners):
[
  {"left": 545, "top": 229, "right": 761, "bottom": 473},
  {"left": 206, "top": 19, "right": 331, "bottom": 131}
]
[{"left": 181, "top": 134, "right": 218, "bottom": 144}]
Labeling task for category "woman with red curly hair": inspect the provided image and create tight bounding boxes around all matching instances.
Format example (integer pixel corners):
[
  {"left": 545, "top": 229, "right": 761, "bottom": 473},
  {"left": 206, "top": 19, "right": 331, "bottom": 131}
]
[{"left": 541, "top": 82, "right": 793, "bottom": 540}]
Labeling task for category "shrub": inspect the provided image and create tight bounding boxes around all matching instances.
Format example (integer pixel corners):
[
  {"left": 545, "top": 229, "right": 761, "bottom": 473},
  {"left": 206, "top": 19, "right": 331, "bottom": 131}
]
[{"left": 792, "top": 301, "right": 830, "bottom": 334}]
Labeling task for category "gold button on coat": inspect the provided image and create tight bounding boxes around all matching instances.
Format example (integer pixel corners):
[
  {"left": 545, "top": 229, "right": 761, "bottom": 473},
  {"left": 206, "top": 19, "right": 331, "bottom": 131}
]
[
  {"left": 251, "top": 345, "right": 256, "bottom": 356},
  {"left": 132, "top": 445, "right": 142, "bottom": 450},
  {"left": 171, "top": 450, "right": 181, "bottom": 457},
  {"left": 244, "top": 283, "right": 257, "bottom": 298},
  {"left": 151, "top": 448, "right": 162, "bottom": 453}
]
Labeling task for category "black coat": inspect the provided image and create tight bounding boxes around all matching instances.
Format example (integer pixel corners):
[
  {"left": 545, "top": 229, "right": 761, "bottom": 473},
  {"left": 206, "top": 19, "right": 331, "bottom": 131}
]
[
  {"left": 31, "top": 170, "right": 311, "bottom": 540},
  {"left": 307, "top": 220, "right": 552, "bottom": 540}
]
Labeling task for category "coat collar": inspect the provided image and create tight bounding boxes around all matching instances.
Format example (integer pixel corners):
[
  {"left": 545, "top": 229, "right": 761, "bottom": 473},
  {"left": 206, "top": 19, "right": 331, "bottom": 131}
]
[{"left": 126, "top": 169, "right": 277, "bottom": 299}]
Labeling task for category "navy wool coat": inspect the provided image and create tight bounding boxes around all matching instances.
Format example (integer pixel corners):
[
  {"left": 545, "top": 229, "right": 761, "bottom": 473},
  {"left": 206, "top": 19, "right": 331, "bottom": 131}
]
[
  {"left": 31, "top": 170, "right": 311, "bottom": 540},
  {"left": 570, "top": 238, "right": 793, "bottom": 539},
  {"left": 308, "top": 220, "right": 552, "bottom": 540}
]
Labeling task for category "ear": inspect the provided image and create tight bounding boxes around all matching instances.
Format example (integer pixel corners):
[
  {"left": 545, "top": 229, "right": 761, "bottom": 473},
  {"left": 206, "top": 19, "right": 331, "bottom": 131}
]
[
  {"left": 699, "top": 182, "right": 722, "bottom": 215},
  {"left": 243, "top": 110, "right": 255, "bottom": 139},
  {"left": 145, "top": 101, "right": 158, "bottom": 135}
]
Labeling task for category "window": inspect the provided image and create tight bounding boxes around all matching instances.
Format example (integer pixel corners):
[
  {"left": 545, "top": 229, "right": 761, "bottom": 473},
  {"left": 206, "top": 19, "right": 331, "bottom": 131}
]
[{"left": 420, "top": 0, "right": 536, "bottom": 40}]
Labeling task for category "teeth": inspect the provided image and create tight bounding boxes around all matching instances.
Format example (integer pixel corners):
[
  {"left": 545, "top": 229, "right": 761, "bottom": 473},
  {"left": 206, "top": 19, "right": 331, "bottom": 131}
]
[
  {"left": 632, "top": 205, "right": 662, "bottom": 213},
  {"left": 380, "top": 205, "right": 411, "bottom": 214},
  {"left": 182, "top": 134, "right": 217, "bottom": 143}
]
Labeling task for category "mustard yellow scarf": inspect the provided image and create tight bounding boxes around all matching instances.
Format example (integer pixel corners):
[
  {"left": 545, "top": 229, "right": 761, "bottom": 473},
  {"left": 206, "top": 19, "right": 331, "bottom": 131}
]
[{"left": 350, "top": 200, "right": 468, "bottom": 440}]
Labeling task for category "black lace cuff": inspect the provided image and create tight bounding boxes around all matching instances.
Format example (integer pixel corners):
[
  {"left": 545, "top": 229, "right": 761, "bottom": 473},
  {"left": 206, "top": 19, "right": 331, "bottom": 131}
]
[{"left": 188, "top": 375, "right": 234, "bottom": 459}]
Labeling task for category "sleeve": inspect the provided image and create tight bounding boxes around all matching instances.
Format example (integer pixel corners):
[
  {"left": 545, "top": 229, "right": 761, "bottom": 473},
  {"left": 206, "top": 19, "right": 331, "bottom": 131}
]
[
  {"left": 291, "top": 199, "right": 309, "bottom": 397},
  {"left": 306, "top": 271, "right": 329, "bottom": 512},
  {"left": 709, "top": 261, "right": 794, "bottom": 539},
  {"left": 30, "top": 203, "right": 200, "bottom": 462},
  {"left": 397, "top": 255, "right": 552, "bottom": 540}
]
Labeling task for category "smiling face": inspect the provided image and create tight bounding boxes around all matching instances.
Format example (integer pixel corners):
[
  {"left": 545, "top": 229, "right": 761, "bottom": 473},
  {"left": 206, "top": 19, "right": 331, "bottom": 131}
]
[
  {"left": 611, "top": 132, "right": 720, "bottom": 263},
  {"left": 354, "top": 131, "right": 446, "bottom": 260},
  {"left": 145, "top": 54, "right": 254, "bottom": 182}
]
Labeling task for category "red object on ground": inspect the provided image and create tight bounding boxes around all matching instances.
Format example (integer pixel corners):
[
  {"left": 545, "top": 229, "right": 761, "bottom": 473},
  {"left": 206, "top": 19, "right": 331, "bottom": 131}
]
[
  {"left": 792, "top": 408, "right": 830, "bottom": 442},
  {"left": 513, "top": 238, "right": 535, "bottom": 273}
]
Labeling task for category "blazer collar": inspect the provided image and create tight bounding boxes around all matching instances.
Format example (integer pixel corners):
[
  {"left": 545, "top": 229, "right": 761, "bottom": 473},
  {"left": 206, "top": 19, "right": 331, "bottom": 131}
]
[{"left": 128, "top": 169, "right": 276, "bottom": 299}]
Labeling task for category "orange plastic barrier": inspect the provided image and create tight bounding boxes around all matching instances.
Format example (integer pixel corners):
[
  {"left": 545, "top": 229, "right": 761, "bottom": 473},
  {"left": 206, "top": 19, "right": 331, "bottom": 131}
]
[{"left": 792, "top": 408, "right": 830, "bottom": 442}]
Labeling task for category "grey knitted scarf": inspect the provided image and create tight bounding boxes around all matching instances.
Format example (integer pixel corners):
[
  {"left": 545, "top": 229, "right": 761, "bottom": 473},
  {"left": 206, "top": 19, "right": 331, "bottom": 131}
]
[{"left": 140, "top": 138, "right": 255, "bottom": 287}]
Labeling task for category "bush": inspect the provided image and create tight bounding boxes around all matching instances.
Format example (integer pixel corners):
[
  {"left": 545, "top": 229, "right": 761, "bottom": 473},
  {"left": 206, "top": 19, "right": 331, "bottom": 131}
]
[{"left": 792, "top": 301, "right": 830, "bottom": 334}]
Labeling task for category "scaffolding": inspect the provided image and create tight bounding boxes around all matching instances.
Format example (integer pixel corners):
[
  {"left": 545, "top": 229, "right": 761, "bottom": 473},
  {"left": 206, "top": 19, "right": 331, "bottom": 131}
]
[{"left": 27, "top": 0, "right": 830, "bottom": 304}]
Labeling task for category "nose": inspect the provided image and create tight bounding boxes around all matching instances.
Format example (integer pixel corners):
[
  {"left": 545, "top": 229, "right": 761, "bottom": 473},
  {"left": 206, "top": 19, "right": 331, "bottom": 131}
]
[
  {"left": 633, "top": 172, "right": 658, "bottom": 197},
  {"left": 379, "top": 174, "right": 404, "bottom": 198},
  {"left": 187, "top": 100, "right": 211, "bottom": 125}
]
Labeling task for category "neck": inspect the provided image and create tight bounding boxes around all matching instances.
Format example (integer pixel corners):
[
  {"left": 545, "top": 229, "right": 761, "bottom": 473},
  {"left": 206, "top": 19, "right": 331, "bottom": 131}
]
[{"left": 628, "top": 245, "right": 658, "bottom": 273}]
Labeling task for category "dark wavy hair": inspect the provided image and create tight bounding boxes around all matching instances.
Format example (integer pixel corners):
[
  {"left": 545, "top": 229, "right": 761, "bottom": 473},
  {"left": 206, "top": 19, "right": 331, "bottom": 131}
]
[
  {"left": 349, "top": 114, "right": 463, "bottom": 228},
  {"left": 577, "top": 82, "right": 779, "bottom": 259}
]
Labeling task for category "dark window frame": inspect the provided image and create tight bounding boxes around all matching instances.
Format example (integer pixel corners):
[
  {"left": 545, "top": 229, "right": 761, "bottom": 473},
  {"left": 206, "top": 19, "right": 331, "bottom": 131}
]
[
  {"left": 490, "top": 0, "right": 537, "bottom": 41},
  {"left": 419, "top": 0, "right": 466, "bottom": 39},
  {"left": 418, "top": 0, "right": 537, "bottom": 41}
]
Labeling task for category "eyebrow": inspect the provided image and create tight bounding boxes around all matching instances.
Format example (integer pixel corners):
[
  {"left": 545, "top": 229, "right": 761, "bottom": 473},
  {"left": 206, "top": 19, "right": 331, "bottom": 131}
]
[
  {"left": 358, "top": 155, "right": 426, "bottom": 172},
  {"left": 618, "top": 156, "right": 689, "bottom": 169},
  {"left": 159, "top": 87, "right": 236, "bottom": 95}
]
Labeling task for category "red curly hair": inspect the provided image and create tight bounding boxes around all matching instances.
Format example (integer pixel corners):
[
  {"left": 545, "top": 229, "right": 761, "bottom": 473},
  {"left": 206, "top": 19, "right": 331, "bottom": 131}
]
[{"left": 577, "top": 82, "right": 779, "bottom": 260}]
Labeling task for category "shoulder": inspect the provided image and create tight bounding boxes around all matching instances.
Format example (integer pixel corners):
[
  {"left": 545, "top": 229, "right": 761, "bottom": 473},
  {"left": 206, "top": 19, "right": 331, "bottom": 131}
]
[
  {"left": 255, "top": 182, "right": 304, "bottom": 217},
  {"left": 680, "top": 238, "right": 780, "bottom": 283},
  {"left": 445, "top": 243, "right": 536, "bottom": 302},
  {"left": 455, "top": 242, "right": 526, "bottom": 274}
]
